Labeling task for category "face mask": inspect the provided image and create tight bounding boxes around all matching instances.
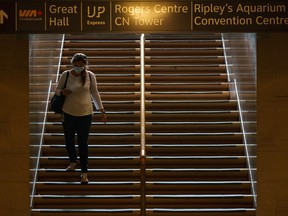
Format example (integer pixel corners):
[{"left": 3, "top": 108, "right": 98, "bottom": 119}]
[{"left": 73, "top": 66, "right": 84, "bottom": 73}]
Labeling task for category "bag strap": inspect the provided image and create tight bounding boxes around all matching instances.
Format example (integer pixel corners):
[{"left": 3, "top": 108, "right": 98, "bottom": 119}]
[
  {"left": 89, "top": 72, "right": 91, "bottom": 89},
  {"left": 87, "top": 72, "right": 92, "bottom": 91},
  {"left": 63, "top": 71, "right": 69, "bottom": 89}
]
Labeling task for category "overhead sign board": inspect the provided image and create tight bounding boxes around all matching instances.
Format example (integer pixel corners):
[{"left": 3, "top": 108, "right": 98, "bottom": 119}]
[{"left": 0, "top": 0, "right": 288, "bottom": 33}]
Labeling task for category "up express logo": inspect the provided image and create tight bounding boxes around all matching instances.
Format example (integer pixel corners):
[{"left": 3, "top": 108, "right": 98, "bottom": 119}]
[
  {"left": 85, "top": 4, "right": 109, "bottom": 27},
  {"left": 87, "top": 5, "right": 105, "bottom": 18}
]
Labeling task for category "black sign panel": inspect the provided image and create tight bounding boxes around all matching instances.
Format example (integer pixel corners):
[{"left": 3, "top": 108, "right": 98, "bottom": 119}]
[{"left": 0, "top": 0, "right": 288, "bottom": 33}]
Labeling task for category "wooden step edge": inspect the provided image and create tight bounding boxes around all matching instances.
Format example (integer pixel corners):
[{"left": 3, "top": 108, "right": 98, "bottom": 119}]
[
  {"left": 147, "top": 168, "right": 255, "bottom": 172},
  {"left": 64, "top": 40, "right": 141, "bottom": 44},
  {"left": 31, "top": 208, "right": 256, "bottom": 215},
  {"left": 33, "top": 194, "right": 140, "bottom": 199},
  {"left": 32, "top": 168, "right": 140, "bottom": 172},
  {"left": 145, "top": 64, "right": 226, "bottom": 67},
  {"left": 31, "top": 208, "right": 140, "bottom": 213},
  {"left": 47, "top": 121, "right": 140, "bottom": 124},
  {"left": 35, "top": 181, "right": 140, "bottom": 185},
  {"left": 43, "top": 132, "right": 140, "bottom": 136},
  {"left": 146, "top": 99, "right": 237, "bottom": 103},
  {"left": 146, "top": 132, "right": 243, "bottom": 136},
  {"left": 146, "top": 181, "right": 254, "bottom": 185},
  {"left": 146, "top": 156, "right": 251, "bottom": 159},
  {"left": 146, "top": 208, "right": 256, "bottom": 212},
  {"left": 44, "top": 110, "right": 240, "bottom": 115},
  {"left": 35, "top": 143, "right": 255, "bottom": 149},
  {"left": 33, "top": 180, "right": 254, "bottom": 185},
  {"left": 32, "top": 167, "right": 255, "bottom": 173},
  {"left": 146, "top": 121, "right": 240, "bottom": 125},
  {"left": 146, "top": 194, "right": 254, "bottom": 199},
  {"left": 146, "top": 91, "right": 229, "bottom": 94},
  {"left": 33, "top": 155, "right": 252, "bottom": 160},
  {"left": 33, "top": 156, "right": 140, "bottom": 160},
  {"left": 146, "top": 144, "right": 252, "bottom": 147},
  {"left": 38, "top": 144, "right": 141, "bottom": 148}
]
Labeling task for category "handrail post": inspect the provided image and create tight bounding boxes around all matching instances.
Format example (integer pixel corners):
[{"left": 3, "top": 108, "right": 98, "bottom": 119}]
[{"left": 140, "top": 33, "right": 146, "bottom": 216}]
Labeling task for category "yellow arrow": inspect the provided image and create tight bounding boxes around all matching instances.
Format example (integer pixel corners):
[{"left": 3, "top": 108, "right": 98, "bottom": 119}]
[{"left": 0, "top": 10, "right": 8, "bottom": 24}]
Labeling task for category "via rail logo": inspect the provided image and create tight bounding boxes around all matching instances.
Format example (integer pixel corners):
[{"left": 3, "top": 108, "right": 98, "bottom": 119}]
[{"left": 19, "top": 9, "right": 43, "bottom": 21}]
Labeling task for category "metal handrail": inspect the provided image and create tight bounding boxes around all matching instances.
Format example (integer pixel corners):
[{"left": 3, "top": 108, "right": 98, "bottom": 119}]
[
  {"left": 140, "top": 33, "right": 146, "bottom": 216},
  {"left": 221, "top": 34, "right": 256, "bottom": 207},
  {"left": 221, "top": 33, "right": 231, "bottom": 83},
  {"left": 30, "top": 80, "right": 53, "bottom": 208},
  {"left": 140, "top": 34, "right": 146, "bottom": 158},
  {"left": 56, "top": 34, "right": 66, "bottom": 83},
  {"left": 30, "top": 34, "right": 65, "bottom": 208},
  {"left": 234, "top": 79, "right": 257, "bottom": 207}
]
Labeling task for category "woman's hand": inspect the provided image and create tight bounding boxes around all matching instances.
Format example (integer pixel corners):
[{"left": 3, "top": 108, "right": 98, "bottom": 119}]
[
  {"left": 100, "top": 109, "right": 107, "bottom": 124},
  {"left": 61, "top": 88, "right": 72, "bottom": 96}
]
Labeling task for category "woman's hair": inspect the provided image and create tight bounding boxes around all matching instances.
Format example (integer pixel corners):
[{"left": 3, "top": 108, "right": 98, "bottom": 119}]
[
  {"left": 71, "top": 53, "right": 88, "bottom": 86},
  {"left": 71, "top": 53, "right": 88, "bottom": 64}
]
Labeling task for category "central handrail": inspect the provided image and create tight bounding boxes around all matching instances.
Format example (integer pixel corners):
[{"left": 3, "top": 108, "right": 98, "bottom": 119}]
[
  {"left": 140, "top": 34, "right": 146, "bottom": 158},
  {"left": 140, "top": 33, "right": 146, "bottom": 216}
]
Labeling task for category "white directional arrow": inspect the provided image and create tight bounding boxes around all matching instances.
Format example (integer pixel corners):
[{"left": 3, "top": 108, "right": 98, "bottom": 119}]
[{"left": 0, "top": 10, "right": 8, "bottom": 24}]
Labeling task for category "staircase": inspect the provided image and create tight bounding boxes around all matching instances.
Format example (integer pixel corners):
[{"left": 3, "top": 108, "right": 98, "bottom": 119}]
[
  {"left": 31, "top": 34, "right": 142, "bottom": 215},
  {"left": 143, "top": 34, "right": 255, "bottom": 215},
  {"left": 30, "top": 33, "right": 256, "bottom": 216}
]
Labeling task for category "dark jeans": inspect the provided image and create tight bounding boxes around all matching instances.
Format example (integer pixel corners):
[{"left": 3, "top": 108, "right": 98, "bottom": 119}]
[{"left": 62, "top": 113, "right": 92, "bottom": 173}]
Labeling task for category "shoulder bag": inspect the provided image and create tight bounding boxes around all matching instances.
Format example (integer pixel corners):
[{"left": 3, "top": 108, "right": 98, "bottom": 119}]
[{"left": 50, "top": 72, "right": 69, "bottom": 114}]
